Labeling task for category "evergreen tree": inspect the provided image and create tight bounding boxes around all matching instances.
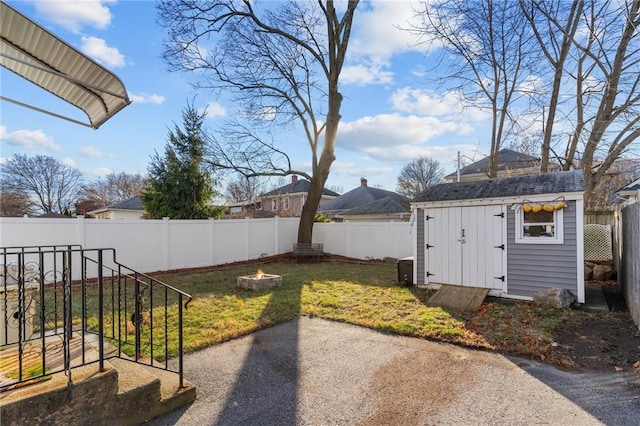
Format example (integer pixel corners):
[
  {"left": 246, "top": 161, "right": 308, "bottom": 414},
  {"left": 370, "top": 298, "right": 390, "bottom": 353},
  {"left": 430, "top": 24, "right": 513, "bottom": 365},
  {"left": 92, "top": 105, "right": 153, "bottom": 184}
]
[{"left": 141, "top": 104, "right": 220, "bottom": 219}]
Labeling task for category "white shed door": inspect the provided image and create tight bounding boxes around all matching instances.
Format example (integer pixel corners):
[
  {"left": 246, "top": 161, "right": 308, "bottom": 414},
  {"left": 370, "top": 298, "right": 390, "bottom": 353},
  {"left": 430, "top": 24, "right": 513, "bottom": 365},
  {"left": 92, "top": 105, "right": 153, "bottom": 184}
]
[{"left": 425, "top": 205, "right": 505, "bottom": 290}]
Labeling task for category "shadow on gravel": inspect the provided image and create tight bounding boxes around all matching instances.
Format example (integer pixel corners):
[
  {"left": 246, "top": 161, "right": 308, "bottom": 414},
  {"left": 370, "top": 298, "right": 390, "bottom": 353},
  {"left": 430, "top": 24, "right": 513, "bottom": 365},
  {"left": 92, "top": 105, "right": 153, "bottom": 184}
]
[
  {"left": 511, "top": 356, "right": 640, "bottom": 426},
  {"left": 213, "top": 287, "right": 302, "bottom": 426}
]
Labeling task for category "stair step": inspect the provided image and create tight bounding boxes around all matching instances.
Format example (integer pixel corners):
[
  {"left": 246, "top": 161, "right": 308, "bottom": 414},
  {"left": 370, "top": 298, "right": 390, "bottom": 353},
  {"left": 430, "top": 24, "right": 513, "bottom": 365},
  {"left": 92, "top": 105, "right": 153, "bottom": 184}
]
[{"left": 108, "top": 357, "right": 196, "bottom": 423}]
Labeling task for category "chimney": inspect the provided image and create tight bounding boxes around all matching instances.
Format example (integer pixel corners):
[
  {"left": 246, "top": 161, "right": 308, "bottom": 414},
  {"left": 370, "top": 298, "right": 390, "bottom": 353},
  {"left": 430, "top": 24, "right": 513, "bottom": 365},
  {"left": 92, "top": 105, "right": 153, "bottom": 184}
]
[
  {"left": 291, "top": 175, "right": 298, "bottom": 184},
  {"left": 360, "top": 177, "right": 367, "bottom": 187}
]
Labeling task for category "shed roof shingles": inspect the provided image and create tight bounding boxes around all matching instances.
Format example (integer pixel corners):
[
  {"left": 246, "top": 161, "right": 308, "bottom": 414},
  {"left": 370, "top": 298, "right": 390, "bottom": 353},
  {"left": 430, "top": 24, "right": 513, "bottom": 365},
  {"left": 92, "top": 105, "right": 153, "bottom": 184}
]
[{"left": 414, "top": 170, "right": 585, "bottom": 202}]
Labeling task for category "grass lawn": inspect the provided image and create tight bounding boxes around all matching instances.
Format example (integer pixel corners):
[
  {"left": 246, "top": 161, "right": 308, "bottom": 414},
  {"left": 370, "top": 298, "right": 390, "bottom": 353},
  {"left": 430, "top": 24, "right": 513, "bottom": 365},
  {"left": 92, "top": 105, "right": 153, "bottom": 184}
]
[{"left": 151, "top": 260, "right": 596, "bottom": 365}]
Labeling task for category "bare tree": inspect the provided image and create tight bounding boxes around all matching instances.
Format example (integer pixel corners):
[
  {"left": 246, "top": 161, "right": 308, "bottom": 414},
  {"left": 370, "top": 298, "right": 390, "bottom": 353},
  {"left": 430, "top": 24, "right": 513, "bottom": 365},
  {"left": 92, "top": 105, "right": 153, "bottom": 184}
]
[
  {"left": 570, "top": 1, "right": 640, "bottom": 205},
  {"left": 586, "top": 157, "right": 640, "bottom": 210},
  {"left": 411, "top": 1, "right": 639, "bottom": 204},
  {"left": 0, "top": 154, "right": 82, "bottom": 214},
  {"left": 157, "top": 0, "right": 359, "bottom": 243},
  {"left": 519, "top": 0, "right": 584, "bottom": 172},
  {"left": 225, "top": 175, "right": 267, "bottom": 203},
  {"left": 397, "top": 156, "right": 444, "bottom": 198},
  {"left": 0, "top": 190, "right": 34, "bottom": 217},
  {"left": 77, "top": 172, "right": 145, "bottom": 214},
  {"left": 409, "top": 0, "right": 537, "bottom": 177},
  {"left": 521, "top": 1, "right": 640, "bottom": 205}
]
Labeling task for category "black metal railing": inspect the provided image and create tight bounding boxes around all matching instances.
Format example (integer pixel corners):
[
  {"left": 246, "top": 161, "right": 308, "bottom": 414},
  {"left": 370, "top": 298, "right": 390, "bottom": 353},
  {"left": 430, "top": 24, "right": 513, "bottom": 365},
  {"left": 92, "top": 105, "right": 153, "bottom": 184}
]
[{"left": 1, "top": 245, "right": 192, "bottom": 391}]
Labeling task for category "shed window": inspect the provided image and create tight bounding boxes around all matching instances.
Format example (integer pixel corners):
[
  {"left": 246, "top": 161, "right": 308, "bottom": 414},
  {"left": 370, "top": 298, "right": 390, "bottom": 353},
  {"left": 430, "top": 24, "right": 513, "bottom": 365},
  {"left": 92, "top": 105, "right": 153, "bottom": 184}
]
[
  {"left": 283, "top": 197, "right": 290, "bottom": 211},
  {"left": 515, "top": 206, "right": 563, "bottom": 244},
  {"left": 271, "top": 199, "right": 278, "bottom": 211}
]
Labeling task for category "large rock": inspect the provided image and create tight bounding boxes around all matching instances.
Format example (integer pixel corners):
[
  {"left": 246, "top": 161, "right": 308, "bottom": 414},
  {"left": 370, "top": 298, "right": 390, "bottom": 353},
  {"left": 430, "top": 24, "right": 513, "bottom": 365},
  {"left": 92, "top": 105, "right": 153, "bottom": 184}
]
[
  {"left": 533, "top": 288, "right": 576, "bottom": 309},
  {"left": 592, "top": 263, "right": 614, "bottom": 281},
  {"left": 584, "top": 264, "right": 593, "bottom": 281}
]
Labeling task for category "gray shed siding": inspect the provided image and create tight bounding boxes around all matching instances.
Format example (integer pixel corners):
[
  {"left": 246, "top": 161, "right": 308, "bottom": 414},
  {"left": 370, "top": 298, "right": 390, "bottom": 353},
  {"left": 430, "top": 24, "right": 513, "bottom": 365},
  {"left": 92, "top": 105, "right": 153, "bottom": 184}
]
[
  {"left": 506, "top": 200, "right": 578, "bottom": 298},
  {"left": 416, "top": 209, "right": 425, "bottom": 284}
]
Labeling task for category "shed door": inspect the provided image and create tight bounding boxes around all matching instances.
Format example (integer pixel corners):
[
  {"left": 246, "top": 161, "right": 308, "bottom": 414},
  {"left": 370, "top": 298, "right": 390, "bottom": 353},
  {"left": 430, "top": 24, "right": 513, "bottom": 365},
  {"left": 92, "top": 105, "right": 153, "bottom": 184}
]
[{"left": 425, "top": 205, "right": 505, "bottom": 290}]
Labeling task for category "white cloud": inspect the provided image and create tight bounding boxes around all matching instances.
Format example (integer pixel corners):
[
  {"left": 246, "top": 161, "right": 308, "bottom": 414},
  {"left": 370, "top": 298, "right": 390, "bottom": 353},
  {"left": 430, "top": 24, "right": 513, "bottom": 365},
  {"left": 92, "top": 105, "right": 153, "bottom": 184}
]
[
  {"left": 390, "top": 87, "right": 489, "bottom": 122},
  {"left": 35, "top": 0, "right": 114, "bottom": 33},
  {"left": 338, "top": 1, "right": 431, "bottom": 87},
  {"left": 80, "top": 146, "right": 109, "bottom": 158},
  {"left": 335, "top": 113, "right": 481, "bottom": 168},
  {"left": 339, "top": 113, "right": 460, "bottom": 151},
  {"left": 341, "top": 63, "right": 394, "bottom": 86},
  {"left": 349, "top": 1, "right": 426, "bottom": 60},
  {"left": 0, "top": 126, "right": 61, "bottom": 151},
  {"left": 518, "top": 75, "right": 547, "bottom": 95},
  {"left": 199, "top": 102, "right": 227, "bottom": 118},
  {"left": 83, "top": 167, "right": 113, "bottom": 178},
  {"left": 81, "top": 36, "right": 125, "bottom": 68},
  {"left": 61, "top": 157, "right": 77, "bottom": 168},
  {"left": 130, "top": 93, "right": 166, "bottom": 105}
]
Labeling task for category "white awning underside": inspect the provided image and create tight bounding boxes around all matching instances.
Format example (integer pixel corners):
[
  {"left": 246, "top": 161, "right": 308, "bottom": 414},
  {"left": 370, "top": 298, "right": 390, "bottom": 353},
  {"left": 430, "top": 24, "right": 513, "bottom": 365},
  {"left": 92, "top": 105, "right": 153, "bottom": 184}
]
[{"left": 0, "top": 2, "right": 130, "bottom": 129}]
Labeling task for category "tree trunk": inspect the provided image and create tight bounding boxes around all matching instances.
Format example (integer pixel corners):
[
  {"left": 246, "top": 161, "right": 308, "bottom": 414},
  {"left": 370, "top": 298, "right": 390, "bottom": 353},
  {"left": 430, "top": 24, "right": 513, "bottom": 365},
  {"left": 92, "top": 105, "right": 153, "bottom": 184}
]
[{"left": 297, "top": 98, "right": 340, "bottom": 243}]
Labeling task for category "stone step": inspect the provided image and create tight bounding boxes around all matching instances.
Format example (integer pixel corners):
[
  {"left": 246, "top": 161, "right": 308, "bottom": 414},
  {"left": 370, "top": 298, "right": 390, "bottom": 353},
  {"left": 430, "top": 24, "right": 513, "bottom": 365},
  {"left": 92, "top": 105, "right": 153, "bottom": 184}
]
[
  {"left": 109, "top": 357, "right": 196, "bottom": 424},
  {"left": 0, "top": 357, "right": 195, "bottom": 425}
]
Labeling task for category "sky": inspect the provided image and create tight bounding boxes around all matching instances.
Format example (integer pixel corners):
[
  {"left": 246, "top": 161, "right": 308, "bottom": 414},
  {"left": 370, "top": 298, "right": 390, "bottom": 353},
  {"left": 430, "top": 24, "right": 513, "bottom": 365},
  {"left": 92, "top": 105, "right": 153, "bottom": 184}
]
[{"left": 0, "top": 0, "right": 494, "bottom": 196}]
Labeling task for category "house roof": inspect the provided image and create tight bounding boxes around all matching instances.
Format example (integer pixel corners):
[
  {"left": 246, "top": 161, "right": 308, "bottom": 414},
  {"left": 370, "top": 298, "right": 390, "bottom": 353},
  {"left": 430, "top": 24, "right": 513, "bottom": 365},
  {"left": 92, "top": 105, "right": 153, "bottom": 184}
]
[
  {"left": 319, "top": 184, "right": 410, "bottom": 214},
  {"left": 35, "top": 212, "right": 74, "bottom": 219},
  {"left": 445, "top": 148, "right": 540, "bottom": 179},
  {"left": 414, "top": 170, "right": 585, "bottom": 203},
  {"left": 89, "top": 196, "right": 144, "bottom": 214},
  {"left": 0, "top": 2, "right": 130, "bottom": 129},
  {"left": 340, "top": 196, "right": 410, "bottom": 216},
  {"left": 618, "top": 177, "right": 640, "bottom": 193},
  {"left": 262, "top": 179, "right": 340, "bottom": 197}
]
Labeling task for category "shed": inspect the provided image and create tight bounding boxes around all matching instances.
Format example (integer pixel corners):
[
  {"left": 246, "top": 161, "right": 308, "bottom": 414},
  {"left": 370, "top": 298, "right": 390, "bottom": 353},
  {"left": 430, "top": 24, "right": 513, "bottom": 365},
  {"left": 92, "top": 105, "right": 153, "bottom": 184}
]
[{"left": 411, "top": 170, "right": 586, "bottom": 303}]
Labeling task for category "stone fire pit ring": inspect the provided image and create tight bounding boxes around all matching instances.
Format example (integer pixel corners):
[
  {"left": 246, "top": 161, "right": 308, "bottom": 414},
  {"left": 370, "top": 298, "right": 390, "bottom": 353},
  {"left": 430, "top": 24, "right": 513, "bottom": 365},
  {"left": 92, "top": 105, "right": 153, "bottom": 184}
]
[{"left": 237, "top": 273, "right": 282, "bottom": 291}]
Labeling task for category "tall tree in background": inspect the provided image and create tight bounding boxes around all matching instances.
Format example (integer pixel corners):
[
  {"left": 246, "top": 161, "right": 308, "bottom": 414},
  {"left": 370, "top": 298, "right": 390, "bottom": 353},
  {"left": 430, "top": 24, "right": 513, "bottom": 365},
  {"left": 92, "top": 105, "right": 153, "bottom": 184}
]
[
  {"left": 519, "top": 0, "right": 584, "bottom": 172},
  {"left": 521, "top": 0, "right": 640, "bottom": 203},
  {"left": 411, "top": 0, "right": 640, "bottom": 204},
  {"left": 564, "top": 1, "right": 639, "bottom": 204},
  {"left": 141, "top": 105, "right": 220, "bottom": 219},
  {"left": 396, "top": 156, "right": 444, "bottom": 199},
  {"left": 225, "top": 175, "right": 267, "bottom": 203},
  {"left": 76, "top": 172, "right": 145, "bottom": 214},
  {"left": 157, "top": 0, "right": 359, "bottom": 243},
  {"left": 409, "top": 0, "right": 536, "bottom": 178},
  {"left": 0, "top": 154, "right": 82, "bottom": 214}
]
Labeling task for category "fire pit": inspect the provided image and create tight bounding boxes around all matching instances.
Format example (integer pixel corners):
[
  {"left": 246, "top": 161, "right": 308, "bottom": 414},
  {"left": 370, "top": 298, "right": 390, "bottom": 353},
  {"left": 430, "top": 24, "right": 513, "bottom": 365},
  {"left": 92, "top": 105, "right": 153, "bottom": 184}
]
[{"left": 237, "top": 269, "right": 282, "bottom": 291}]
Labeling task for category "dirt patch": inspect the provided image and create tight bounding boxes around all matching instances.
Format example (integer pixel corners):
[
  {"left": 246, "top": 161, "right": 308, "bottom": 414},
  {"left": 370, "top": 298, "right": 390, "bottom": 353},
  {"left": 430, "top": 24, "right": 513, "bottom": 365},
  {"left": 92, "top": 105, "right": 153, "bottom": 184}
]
[
  {"left": 551, "top": 282, "right": 640, "bottom": 373},
  {"left": 552, "top": 310, "right": 640, "bottom": 373}
]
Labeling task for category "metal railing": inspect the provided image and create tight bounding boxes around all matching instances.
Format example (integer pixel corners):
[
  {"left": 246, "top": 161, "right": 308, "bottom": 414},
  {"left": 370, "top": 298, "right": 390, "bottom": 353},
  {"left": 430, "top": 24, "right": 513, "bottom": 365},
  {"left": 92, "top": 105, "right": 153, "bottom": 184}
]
[{"left": 1, "top": 245, "right": 192, "bottom": 391}]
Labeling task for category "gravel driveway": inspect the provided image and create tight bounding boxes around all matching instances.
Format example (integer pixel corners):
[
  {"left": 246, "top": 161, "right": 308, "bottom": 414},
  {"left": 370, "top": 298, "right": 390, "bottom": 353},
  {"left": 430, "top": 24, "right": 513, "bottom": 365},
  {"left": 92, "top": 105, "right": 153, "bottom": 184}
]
[{"left": 149, "top": 317, "right": 640, "bottom": 425}]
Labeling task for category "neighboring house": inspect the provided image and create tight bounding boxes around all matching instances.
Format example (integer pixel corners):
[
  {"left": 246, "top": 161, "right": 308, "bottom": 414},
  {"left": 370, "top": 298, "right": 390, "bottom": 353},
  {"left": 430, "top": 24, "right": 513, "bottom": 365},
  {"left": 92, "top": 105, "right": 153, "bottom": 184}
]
[
  {"left": 88, "top": 196, "right": 144, "bottom": 219},
  {"left": 318, "top": 178, "right": 411, "bottom": 222},
  {"left": 226, "top": 200, "right": 264, "bottom": 219},
  {"left": 412, "top": 170, "right": 586, "bottom": 303},
  {"left": 260, "top": 176, "right": 340, "bottom": 217},
  {"left": 444, "top": 148, "right": 541, "bottom": 183},
  {"left": 614, "top": 177, "right": 640, "bottom": 206}
]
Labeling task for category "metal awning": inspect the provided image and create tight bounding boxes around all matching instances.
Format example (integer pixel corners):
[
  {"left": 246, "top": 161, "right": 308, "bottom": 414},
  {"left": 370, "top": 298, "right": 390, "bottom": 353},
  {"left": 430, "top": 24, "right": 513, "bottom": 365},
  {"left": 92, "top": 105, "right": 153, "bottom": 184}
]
[{"left": 0, "top": 2, "right": 131, "bottom": 129}]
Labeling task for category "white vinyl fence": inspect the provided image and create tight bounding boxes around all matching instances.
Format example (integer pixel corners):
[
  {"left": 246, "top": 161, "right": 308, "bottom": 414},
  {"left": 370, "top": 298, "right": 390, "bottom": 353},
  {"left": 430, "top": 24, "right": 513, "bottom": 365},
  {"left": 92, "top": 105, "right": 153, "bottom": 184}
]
[{"left": 0, "top": 217, "right": 412, "bottom": 274}]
